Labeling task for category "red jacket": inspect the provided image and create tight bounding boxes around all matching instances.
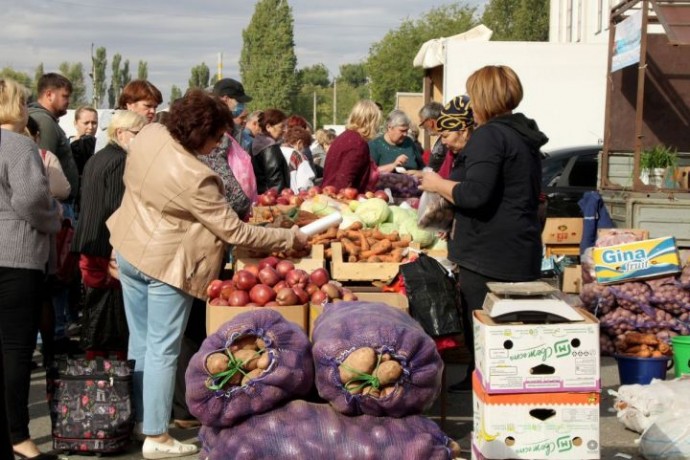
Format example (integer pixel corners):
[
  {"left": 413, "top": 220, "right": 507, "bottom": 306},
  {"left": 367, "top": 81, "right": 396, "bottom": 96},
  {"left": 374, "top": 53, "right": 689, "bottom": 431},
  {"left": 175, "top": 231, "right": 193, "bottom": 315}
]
[{"left": 322, "top": 129, "right": 376, "bottom": 193}]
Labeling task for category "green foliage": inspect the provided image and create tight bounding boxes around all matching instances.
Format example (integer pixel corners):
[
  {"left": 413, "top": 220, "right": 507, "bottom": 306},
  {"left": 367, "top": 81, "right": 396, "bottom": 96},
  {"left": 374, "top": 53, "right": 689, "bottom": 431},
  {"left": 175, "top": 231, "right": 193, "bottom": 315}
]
[
  {"left": 240, "top": 0, "right": 298, "bottom": 111},
  {"left": 292, "top": 81, "right": 368, "bottom": 129},
  {"left": 92, "top": 46, "right": 107, "bottom": 108},
  {"left": 641, "top": 145, "right": 678, "bottom": 170},
  {"left": 108, "top": 53, "right": 123, "bottom": 108},
  {"left": 137, "top": 61, "right": 148, "bottom": 80},
  {"left": 339, "top": 63, "right": 367, "bottom": 87},
  {"left": 0, "top": 67, "right": 32, "bottom": 92},
  {"left": 482, "top": 0, "right": 549, "bottom": 41},
  {"left": 188, "top": 63, "right": 211, "bottom": 89},
  {"left": 121, "top": 60, "right": 131, "bottom": 88},
  {"left": 297, "top": 64, "right": 330, "bottom": 87},
  {"left": 58, "top": 62, "right": 88, "bottom": 106},
  {"left": 366, "top": 3, "right": 477, "bottom": 113},
  {"left": 33, "top": 63, "right": 44, "bottom": 97},
  {"left": 170, "top": 85, "right": 182, "bottom": 104}
]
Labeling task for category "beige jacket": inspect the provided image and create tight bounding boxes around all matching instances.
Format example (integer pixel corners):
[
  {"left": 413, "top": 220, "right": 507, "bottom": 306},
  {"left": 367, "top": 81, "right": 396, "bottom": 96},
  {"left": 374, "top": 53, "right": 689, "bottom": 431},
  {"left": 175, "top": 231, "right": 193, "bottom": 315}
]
[
  {"left": 40, "top": 148, "right": 71, "bottom": 200},
  {"left": 107, "top": 123, "right": 294, "bottom": 299}
]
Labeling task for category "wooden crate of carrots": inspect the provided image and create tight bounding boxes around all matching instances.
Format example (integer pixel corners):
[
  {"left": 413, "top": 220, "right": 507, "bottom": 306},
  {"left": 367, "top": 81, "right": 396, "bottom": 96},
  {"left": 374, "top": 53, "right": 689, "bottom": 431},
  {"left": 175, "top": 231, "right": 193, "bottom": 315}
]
[{"left": 307, "top": 222, "right": 413, "bottom": 282}]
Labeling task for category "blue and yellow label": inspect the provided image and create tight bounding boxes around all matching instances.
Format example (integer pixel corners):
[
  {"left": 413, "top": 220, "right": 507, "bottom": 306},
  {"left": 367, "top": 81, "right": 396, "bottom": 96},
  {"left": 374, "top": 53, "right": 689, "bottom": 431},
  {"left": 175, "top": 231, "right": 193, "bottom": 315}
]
[{"left": 593, "top": 236, "right": 681, "bottom": 284}]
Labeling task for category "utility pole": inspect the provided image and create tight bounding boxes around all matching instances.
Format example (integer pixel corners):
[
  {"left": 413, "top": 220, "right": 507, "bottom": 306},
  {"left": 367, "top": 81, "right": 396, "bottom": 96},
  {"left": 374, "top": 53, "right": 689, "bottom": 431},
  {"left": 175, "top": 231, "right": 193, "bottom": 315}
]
[
  {"left": 312, "top": 91, "right": 317, "bottom": 130},
  {"left": 332, "top": 77, "right": 337, "bottom": 125},
  {"left": 217, "top": 52, "right": 223, "bottom": 81}
]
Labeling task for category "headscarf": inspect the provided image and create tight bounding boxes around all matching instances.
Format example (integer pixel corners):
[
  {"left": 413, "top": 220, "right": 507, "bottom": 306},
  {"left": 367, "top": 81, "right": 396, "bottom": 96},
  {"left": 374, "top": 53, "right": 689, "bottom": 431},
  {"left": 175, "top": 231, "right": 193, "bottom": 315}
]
[{"left": 436, "top": 95, "right": 474, "bottom": 132}]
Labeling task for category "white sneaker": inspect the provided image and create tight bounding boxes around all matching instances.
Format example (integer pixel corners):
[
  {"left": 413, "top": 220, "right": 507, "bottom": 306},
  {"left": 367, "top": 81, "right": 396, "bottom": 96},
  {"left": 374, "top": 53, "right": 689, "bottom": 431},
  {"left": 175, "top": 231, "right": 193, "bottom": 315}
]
[{"left": 142, "top": 437, "right": 198, "bottom": 459}]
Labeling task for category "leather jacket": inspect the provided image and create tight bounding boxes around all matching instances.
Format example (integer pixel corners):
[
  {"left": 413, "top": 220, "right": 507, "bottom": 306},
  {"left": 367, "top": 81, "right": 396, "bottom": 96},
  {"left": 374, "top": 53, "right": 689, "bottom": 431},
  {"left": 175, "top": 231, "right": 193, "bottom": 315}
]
[
  {"left": 107, "top": 123, "right": 295, "bottom": 299},
  {"left": 252, "top": 142, "right": 290, "bottom": 194}
]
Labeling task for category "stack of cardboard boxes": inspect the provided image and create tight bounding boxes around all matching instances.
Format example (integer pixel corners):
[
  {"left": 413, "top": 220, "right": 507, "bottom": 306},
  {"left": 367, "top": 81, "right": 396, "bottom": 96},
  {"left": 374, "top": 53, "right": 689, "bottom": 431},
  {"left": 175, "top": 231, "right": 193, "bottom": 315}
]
[{"left": 470, "top": 282, "right": 601, "bottom": 460}]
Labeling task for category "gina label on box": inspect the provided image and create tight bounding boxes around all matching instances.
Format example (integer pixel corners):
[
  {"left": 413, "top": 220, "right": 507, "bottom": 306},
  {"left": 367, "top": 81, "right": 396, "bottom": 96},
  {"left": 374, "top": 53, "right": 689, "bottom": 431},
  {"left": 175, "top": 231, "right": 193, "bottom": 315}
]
[{"left": 593, "top": 236, "right": 681, "bottom": 284}]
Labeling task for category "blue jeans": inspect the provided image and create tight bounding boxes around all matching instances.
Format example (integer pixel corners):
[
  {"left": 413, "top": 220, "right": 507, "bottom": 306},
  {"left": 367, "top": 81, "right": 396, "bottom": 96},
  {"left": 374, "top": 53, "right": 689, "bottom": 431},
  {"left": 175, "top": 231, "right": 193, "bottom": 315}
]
[{"left": 115, "top": 254, "right": 193, "bottom": 436}]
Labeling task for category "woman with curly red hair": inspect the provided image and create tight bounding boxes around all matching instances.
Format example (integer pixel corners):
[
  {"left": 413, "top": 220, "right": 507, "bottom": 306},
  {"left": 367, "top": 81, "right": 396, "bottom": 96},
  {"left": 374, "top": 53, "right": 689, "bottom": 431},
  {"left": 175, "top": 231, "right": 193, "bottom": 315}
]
[{"left": 107, "top": 89, "right": 307, "bottom": 458}]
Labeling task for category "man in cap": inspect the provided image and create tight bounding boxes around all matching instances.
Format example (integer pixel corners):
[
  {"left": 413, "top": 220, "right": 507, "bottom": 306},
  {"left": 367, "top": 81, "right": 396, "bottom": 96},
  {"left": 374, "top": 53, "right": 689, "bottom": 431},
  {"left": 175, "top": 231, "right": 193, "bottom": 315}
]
[{"left": 212, "top": 78, "right": 252, "bottom": 144}]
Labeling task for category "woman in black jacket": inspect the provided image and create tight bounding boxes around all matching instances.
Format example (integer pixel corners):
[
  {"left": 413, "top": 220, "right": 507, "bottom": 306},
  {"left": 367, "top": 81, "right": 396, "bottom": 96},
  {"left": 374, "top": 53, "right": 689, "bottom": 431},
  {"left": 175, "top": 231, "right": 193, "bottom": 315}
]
[
  {"left": 419, "top": 66, "right": 548, "bottom": 392},
  {"left": 251, "top": 109, "right": 289, "bottom": 193},
  {"left": 71, "top": 110, "right": 146, "bottom": 359}
]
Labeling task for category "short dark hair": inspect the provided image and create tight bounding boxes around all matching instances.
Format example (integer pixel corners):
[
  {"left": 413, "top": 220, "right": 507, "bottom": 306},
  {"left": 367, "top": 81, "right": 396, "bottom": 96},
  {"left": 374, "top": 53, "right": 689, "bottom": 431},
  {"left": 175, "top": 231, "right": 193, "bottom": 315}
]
[
  {"left": 164, "top": 89, "right": 232, "bottom": 154},
  {"left": 37, "top": 73, "right": 72, "bottom": 96},
  {"left": 26, "top": 116, "right": 40, "bottom": 137},
  {"left": 258, "top": 109, "right": 287, "bottom": 133},
  {"left": 286, "top": 114, "right": 308, "bottom": 130},
  {"left": 283, "top": 126, "right": 312, "bottom": 147},
  {"left": 117, "top": 80, "right": 163, "bottom": 109}
]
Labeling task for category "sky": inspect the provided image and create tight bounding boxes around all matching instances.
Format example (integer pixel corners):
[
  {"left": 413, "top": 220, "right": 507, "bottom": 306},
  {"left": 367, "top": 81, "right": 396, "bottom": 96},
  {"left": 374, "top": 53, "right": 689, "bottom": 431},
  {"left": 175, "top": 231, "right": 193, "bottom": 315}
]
[{"left": 1, "top": 0, "right": 487, "bottom": 105}]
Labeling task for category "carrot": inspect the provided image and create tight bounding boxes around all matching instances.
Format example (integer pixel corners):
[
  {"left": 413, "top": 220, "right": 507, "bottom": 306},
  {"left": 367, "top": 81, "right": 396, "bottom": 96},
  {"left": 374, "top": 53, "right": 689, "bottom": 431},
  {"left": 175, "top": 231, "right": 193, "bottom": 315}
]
[
  {"left": 360, "top": 239, "right": 393, "bottom": 259},
  {"left": 324, "top": 248, "right": 333, "bottom": 259},
  {"left": 367, "top": 237, "right": 378, "bottom": 246},
  {"left": 366, "top": 255, "right": 382, "bottom": 263},
  {"left": 340, "top": 238, "right": 360, "bottom": 256},
  {"left": 348, "top": 255, "right": 359, "bottom": 263},
  {"left": 346, "top": 221, "right": 363, "bottom": 231},
  {"left": 389, "top": 248, "right": 405, "bottom": 263}
]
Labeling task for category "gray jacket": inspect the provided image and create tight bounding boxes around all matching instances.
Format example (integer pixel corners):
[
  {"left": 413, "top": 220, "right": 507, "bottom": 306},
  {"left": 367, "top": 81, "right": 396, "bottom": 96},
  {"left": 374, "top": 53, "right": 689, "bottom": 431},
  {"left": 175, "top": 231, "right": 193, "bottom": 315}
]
[
  {"left": 28, "top": 102, "right": 79, "bottom": 199},
  {"left": 0, "top": 129, "right": 61, "bottom": 270}
]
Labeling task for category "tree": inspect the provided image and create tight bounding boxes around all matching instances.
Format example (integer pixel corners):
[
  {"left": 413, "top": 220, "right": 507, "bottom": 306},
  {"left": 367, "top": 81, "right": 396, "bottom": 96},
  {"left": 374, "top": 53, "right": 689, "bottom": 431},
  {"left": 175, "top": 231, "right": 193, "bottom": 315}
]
[
  {"left": 59, "top": 62, "right": 88, "bottom": 106},
  {"left": 170, "top": 85, "right": 182, "bottom": 104},
  {"left": 137, "top": 60, "right": 148, "bottom": 80},
  {"left": 240, "top": 0, "right": 298, "bottom": 111},
  {"left": 0, "top": 67, "right": 32, "bottom": 91},
  {"left": 297, "top": 64, "right": 330, "bottom": 87},
  {"left": 339, "top": 63, "right": 367, "bottom": 87},
  {"left": 92, "top": 46, "right": 107, "bottom": 108},
  {"left": 188, "top": 63, "right": 210, "bottom": 89},
  {"left": 33, "top": 63, "right": 44, "bottom": 97},
  {"left": 482, "top": 0, "right": 549, "bottom": 41},
  {"left": 366, "top": 3, "right": 477, "bottom": 113},
  {"left": 121, "top": 59, "right": 132, "bottom": 88},
  {"left": 108, "top": 53, "right": 123, "bottom": 108}
]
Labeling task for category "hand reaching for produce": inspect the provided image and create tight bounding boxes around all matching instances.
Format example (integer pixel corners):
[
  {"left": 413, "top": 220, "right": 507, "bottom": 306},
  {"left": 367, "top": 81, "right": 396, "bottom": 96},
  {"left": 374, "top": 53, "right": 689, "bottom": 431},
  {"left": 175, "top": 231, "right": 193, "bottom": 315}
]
[
  {"left": 291, "top": 225, "right": 309, "bottom": 251},
  {"left": 418, "top": 170, "right": 442, "bottom": 193},
  {"left": 395, "top": 154, "right": 409, "bottom": 167}
]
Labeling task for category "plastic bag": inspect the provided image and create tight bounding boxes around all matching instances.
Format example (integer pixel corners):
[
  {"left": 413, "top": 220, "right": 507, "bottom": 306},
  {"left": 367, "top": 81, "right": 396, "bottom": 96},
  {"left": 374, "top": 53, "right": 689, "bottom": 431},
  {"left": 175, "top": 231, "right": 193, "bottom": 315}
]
[
  {"left": 417, "top": 191, "right": 454, "bottom": 232},
  {"left": 640, "top": 409, "right": 690, "bottom": 459},
  {"left": 225, "top": 134, "right": 258, "bottom": 205},
  {"left": 400, "top": 253, "right": 463, "bottom": 337},
  {"left": 200, "top": 400, "right": 459, "bottom": 460},
  {"left": 79, "top": 287, "right": 129, "bottom": 352},
  {"left": 311, "top": 302, "right": 443, "bottom": 417},
  {"left": 185, "top": 309, "right": 314, "bottom": 427}
]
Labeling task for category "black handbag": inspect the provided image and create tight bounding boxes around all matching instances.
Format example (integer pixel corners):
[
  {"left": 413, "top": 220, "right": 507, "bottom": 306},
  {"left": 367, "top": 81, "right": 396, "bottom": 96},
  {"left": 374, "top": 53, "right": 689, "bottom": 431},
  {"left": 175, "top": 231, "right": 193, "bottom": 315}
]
[{"left": 399, "top": 253, "right": 463, "bottom": 337}]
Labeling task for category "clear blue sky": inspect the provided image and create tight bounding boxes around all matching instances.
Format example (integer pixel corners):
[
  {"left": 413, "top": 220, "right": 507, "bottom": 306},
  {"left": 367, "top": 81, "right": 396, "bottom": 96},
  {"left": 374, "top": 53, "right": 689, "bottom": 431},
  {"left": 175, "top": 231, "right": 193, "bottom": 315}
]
[{"left": 2, "top": 0, "right": 487, "bottom": 103}]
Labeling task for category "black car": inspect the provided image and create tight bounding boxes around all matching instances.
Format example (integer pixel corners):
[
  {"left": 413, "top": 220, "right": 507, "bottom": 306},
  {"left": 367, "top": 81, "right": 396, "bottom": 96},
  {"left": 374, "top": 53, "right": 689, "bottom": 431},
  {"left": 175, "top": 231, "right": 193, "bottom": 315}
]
[{"left": 542, "top": 145, "right": 601, "bottom": 217}]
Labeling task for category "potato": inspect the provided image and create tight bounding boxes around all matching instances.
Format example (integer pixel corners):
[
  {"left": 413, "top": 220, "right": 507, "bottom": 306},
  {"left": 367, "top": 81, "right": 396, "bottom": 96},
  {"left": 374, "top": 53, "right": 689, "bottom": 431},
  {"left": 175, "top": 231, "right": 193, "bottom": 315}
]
[
  {"left": 380, "top": 353, "right": 392, "bottom": 362},
  {"left": 339, "top": 347, "right": 376, "bottom": 383},
  {"left": 229, "top": 335, "right": 260, "bottom": 352},
  {"left": 448, "top": 440, "right": 461, "bottom": 458},
  {"left": 256, "top": 352, "right": 271, "bottom": 370},
  {"left": 205, "top": 352, "right": 229, "bottom": 375},
  {"left": 373, "top": 360, "right": 403, "bottom": 386},
  {"left": 241, "top": 368, "right": 263, "bottom": 386},
  {"left": 255, "top": 338, "right": 267, "bottom": 350},
  {"left": 233, "top": 349, "right": 260, "bottom": 371},
  {"left": 345, "top": 381, "right": 364, "bottom": 394},
  {"left": 380, "top": 385, "right": 396, "bottom": 398}
]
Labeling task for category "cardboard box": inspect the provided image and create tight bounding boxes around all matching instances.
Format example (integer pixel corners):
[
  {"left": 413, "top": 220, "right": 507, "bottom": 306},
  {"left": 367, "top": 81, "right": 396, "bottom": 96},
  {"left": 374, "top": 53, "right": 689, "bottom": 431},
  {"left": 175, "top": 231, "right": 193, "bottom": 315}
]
[
  {"left": 542, "top": 218, "right": 583, "bottom": 245},
  {"left": 592, "top": 236, "right": 681, "bottom": 285},
  {"left": 232, "top": 244, "right": 325, "bottom": 272},
  {"left": 677, "top": 166, "right": 690, "bottom": 189},
  {"left": 309, "top": 291, "right": 409, "bottom": 338},
  {"left": 472, "top": 373, "right": 600, "bottom": 459},
  {"left": 474, "top": 308, "right": 600, "bottom": 394},
  {"left": 561, "top": 265, "right": 582, "bottom": 294},
  {"left": 206, "top": 302, "right": 308, "bottom": 335}
]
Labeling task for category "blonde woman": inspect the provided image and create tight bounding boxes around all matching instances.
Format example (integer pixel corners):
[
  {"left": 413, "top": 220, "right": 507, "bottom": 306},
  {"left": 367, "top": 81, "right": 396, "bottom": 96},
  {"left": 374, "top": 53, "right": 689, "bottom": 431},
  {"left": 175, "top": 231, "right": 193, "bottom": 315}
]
[
  {"left": 322, "top": 100, "right": 382, "bottom": 192},
  {"left": 0, "top": 78, "right": 61, "bottom": 460}
]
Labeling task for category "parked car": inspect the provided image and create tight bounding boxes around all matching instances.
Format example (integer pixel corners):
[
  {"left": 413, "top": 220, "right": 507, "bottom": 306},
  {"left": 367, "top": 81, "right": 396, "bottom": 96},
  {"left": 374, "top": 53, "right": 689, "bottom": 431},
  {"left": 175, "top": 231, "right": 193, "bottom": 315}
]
[{"left": 542, "top": 145, "right": 601, "bottom": 217}]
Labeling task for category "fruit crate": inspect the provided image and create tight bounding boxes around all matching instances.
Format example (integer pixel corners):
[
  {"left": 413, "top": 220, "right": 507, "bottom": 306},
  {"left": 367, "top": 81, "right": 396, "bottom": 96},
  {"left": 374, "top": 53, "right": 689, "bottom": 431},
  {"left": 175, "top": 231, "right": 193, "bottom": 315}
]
[
  {"left": 206, "top": 301, "right": 308, "bottom": 335},
  {"left": 232, "top": 244, "right": 325, "bottom": 272},
  {"left": 329, "top": 242, "right": 403, "bottom": 282}
]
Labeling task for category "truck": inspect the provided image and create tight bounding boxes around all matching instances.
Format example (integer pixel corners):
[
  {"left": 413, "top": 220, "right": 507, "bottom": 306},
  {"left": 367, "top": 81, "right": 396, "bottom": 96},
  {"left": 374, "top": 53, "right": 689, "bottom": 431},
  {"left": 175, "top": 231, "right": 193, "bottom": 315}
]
[{"left": 598, "top": 0, "right": 690, "bottom": 247}]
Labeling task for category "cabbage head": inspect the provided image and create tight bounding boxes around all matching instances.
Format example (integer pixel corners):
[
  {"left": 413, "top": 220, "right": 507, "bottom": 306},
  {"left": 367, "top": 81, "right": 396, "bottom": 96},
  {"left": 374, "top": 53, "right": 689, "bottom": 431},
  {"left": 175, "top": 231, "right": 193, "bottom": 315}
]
[{"left": 354, "top": 198, "right": 390, "bottom": 227}]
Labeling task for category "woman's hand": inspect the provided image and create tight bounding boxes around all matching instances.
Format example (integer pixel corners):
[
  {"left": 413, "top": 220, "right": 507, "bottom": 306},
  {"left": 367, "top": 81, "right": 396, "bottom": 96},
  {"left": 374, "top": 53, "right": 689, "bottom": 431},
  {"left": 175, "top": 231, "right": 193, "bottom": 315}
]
[
  {"left": 394, "top": 154, "right": 409, "bottom": 167},
  {"left": 108, "top": 250, "right": 120, "bottom": 280},
  {"left": 291, "top": 225, "right": 309, "bottom": 251},
  {"left": 418, "top": 170, "right": 442, "bottom": 193}
]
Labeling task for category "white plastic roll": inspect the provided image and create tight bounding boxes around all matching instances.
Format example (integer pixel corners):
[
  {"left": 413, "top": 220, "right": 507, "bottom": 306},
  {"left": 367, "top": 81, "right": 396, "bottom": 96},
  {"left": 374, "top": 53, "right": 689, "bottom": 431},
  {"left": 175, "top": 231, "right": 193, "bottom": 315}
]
[{"left": 299, "top": 211, "right": 343, "bottom": 236}]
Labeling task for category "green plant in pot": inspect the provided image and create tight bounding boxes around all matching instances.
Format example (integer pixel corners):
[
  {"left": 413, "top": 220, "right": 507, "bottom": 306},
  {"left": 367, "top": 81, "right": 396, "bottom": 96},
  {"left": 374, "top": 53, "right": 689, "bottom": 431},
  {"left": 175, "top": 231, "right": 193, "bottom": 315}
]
[{"left": 640, "top": 144, "right": 677, "bottom": 187}]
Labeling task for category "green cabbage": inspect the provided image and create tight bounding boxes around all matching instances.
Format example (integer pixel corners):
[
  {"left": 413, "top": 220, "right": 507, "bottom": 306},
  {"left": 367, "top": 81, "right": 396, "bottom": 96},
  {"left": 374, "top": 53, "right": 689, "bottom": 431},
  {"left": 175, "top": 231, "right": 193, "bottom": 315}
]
[
  {"left": 339, "top": 211, "right": 363, "bottom": 230},
  {"left": 400, "top": 219, "right": 435, "bottom": 248},
  {"left": 387, "top": 206, "right": 417, "bottom": 225},
  {"left": 377, "top": 222, "right": 398, "bottom": 234},
  {"left": 354, "top": 198, "right": 390, "bottom": 227}
]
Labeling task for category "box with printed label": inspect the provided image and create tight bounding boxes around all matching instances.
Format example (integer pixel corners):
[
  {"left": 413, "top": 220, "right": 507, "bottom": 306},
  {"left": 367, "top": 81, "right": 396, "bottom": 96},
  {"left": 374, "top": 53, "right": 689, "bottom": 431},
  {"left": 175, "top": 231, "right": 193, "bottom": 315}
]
[
  {"left": 542, "top": 218, "right": 583, "bottom": 245},
  {"left": 592, "top": 236, "right": 681, "bottom": 285},
  {"left": 474, "top": 308, "right": 600, "bottom": 394},
  {"left": 206, "top": 302, "right": 308, "bottom": 335},
  {"left": 472, "top": 373, "right": 600, "bottom": 460}
]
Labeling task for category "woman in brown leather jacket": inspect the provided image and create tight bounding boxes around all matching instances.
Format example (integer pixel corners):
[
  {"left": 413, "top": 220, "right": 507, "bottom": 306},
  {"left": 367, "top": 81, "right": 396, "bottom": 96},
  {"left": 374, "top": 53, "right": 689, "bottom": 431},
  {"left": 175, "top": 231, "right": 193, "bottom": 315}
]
[{"left": 107, "top": 89, "right": 307, "bottom": 459}]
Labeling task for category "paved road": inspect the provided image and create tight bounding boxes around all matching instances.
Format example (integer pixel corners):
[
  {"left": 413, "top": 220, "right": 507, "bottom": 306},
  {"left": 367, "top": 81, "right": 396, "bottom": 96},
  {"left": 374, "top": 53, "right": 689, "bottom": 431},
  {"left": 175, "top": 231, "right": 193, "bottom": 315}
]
[{"left": 23, "top": 354, "right": 644, "bottom": 459}]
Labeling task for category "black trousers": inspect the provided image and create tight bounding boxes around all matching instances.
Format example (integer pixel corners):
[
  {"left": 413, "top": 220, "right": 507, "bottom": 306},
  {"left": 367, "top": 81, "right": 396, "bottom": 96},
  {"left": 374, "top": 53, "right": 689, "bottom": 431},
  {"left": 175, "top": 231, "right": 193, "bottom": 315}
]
[
  {"left": 456, "top": 266, "right": 495, "bottom": 376},
  {"left": 0, "top": 266, "right": 44, "bottom": 445},
  {"left": 172, "top": 297, "right": 207, "bottom": 420}
]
